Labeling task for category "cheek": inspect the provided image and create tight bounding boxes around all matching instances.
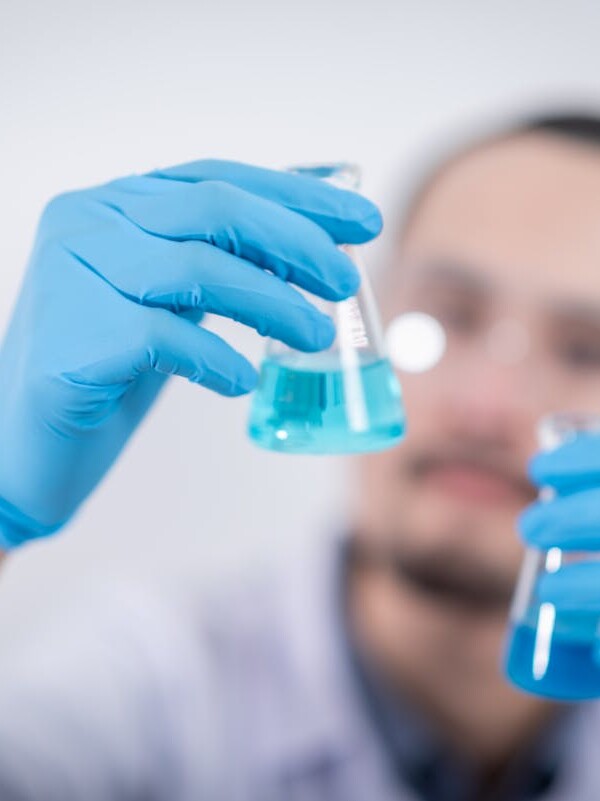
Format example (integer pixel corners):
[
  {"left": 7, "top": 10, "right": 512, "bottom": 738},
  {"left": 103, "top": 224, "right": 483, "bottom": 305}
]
[
  {"left": 359, "top": 449, "right": 399, "bottom": 495},
  {"left": 400, "top": 368, "right": 451, "bottom": 437},
  {"left": 356, "top": 448, "right": 404, "bottom": 530}
]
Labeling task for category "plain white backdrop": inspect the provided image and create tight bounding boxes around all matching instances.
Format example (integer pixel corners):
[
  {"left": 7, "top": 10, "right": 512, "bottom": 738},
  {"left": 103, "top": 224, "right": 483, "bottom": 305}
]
[{"left": 1, "top": 0, "right": 600, "bottom": 643}]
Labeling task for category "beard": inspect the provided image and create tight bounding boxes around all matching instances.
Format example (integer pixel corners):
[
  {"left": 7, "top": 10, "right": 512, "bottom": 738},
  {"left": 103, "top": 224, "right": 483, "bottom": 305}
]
[
  {"left": 349, "top": 529, "right": 517, "bottom": 614},
  {"left": 352, "top": 433, "right": 535, "bottom": 613},
  {"left": 390, "top": 546, "right": 516, "bottom": 612}
]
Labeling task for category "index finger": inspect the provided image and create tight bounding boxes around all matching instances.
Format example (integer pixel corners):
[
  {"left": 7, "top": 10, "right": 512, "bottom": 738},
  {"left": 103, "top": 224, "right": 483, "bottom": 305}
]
[
  {"left": 147, "top": 159, "right": 383, "bottom": 245},
  {"left": 529, "top": 433, "right": 600, "bottom": 493}
]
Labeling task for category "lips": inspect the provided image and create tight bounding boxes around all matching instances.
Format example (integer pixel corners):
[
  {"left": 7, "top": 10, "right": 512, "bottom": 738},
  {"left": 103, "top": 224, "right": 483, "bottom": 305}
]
[{"left": 415, "top": 460, "right": 534, "bottom": 506}]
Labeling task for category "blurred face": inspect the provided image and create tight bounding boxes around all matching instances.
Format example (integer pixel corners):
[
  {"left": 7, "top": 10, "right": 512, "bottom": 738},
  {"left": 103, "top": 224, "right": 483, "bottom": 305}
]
[{"left": 355, "top": 133, "right": 600, "bottom": 611}]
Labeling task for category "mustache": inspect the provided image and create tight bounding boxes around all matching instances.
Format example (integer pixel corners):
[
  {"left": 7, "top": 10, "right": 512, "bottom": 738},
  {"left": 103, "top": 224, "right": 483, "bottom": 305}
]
[
  {"left": 404, "top": 443, "right": 536, "bottom": 501},
  {"left": 392, "top": 551, "right": 515, "bottom": 611},
  {"left": 348, "top": 539, "right": 515, "bottom": 613}
]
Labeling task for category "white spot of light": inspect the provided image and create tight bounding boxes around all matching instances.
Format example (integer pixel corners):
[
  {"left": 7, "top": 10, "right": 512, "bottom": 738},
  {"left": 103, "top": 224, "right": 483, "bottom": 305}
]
[
  {"left": 385, "top": 312, "right": 446, "bottom": 373},
  {"left": 533, "top": 602, "right": 556, "bottom": 680}
]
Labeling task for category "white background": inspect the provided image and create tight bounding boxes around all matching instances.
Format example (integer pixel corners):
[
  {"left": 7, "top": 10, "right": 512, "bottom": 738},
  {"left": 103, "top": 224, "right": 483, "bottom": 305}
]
[{"left": 1, "top": 0, "right": 600, "bottom": 642}]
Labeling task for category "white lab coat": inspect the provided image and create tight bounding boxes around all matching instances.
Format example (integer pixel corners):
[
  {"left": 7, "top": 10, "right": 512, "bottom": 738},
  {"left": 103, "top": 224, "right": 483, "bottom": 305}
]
[{"left": 0, "top": 533, "right": 599, "bottom": 800}]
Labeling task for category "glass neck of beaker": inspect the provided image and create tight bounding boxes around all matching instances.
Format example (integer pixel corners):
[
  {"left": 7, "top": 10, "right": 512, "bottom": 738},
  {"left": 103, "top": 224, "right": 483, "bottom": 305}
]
[{"left": 287, "top": 162, "right": 362, "bottom": 192}]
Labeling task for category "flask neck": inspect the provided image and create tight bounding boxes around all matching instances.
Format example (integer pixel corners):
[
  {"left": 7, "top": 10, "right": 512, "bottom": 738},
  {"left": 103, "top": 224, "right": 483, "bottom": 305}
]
[{"left": 287, "top": 162, "right": 361, "bottom": 191}]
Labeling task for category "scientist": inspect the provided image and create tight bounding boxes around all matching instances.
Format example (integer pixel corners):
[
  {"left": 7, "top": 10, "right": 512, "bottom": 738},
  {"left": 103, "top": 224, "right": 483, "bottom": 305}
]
[{"left": 0, "top": 113, "right": 600, "bottom": 801}]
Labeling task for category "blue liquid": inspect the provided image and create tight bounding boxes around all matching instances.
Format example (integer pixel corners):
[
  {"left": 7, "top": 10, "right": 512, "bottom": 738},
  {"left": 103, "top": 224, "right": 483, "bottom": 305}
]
[
  {"left": 248, "top": 354, "right": 405, "bottom": 454},
  {"left": 505, "top": 615, "right": 600, "bottom": 700}
]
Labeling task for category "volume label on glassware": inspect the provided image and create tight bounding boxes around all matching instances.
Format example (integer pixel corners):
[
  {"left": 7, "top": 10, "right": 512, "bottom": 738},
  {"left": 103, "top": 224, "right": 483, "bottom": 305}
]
[{"left": 247, "top": 161, "right": 406, "bottom": 455}]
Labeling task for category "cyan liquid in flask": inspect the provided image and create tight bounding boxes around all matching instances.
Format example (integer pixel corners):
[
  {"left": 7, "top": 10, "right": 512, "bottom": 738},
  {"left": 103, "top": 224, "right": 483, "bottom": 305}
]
[
  {"left": 247, "top": 163, "right": 405, "bottom": 455},
  {"left": 505, "top": 413, "right": 600, "bottom": 700}
]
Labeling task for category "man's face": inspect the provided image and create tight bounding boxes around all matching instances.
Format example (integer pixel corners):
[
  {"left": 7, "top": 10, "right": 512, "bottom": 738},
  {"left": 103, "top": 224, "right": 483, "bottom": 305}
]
[{"left": 356, "top": 133, "right": 600, "bottom": 610}]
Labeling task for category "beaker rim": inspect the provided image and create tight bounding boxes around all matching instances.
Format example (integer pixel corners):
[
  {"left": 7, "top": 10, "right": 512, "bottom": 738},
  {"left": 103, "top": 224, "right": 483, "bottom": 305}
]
[{"left": 286, "top": 162, "right": 361, "bottom": 190}]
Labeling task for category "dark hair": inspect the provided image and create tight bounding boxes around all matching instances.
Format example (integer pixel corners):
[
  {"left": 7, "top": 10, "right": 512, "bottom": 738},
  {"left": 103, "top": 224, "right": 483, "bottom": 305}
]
[
  {"left": 396, "top": 109, "right": 600, "bottom": 246},
  {"left": 521, "top": 112, "right": 600, "bottom": 146}
]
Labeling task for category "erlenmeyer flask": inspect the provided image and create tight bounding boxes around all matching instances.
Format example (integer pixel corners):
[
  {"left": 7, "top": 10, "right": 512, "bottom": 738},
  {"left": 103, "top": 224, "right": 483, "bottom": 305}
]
[
  {"left": 247, "top": 163, "right": 405, "bottom": 454},
  {"left": 505, "top": 412, "right": 600, "bottom": 699}
]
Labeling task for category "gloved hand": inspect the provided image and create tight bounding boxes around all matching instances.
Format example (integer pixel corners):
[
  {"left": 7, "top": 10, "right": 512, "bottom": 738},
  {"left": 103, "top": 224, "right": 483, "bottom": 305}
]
[
  {"left": 0, "top": 159, "right": 382, "bottom": 548},
  {"left": 519, "top": 432, "right": 600, "bottom": 659}
]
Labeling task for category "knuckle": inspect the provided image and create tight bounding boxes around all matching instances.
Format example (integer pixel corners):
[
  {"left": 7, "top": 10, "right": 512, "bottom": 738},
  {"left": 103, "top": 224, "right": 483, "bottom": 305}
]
[
  {"left": 198, "top": 179, "right": 239, "bottom": 209},
  {"left": 195, "top": 181, "right": 244, "bottom": 254},
  {"left": 133, "top": 307, "right": 164, "bottom": 354},
  {"left": 39, "top": 190, "right": 106, "bottom": 245},
  {"left": 193, "top": 158, "right": 224, "bottom": 174},
  {"left": 178, "top": 241, "right": 205, "bottom": 280},
  {"left": 40, "top": 191, "right": 80, "bottom": 227}
]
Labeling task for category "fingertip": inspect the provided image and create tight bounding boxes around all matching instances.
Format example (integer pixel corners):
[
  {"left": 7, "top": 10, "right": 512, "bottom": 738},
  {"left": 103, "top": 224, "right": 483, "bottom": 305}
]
[
  {"left": 356, "top": 205, "right": 384, "bottom": 242},
  {"left": 323, "top": 251, "right": 361, "bottom": 301},
  {"left": 341, "top": 194, "right": 383, "bottom": 242},
  {"left": 294, "top": 313, "right": 336, "bottom": 353},
  {"left": 316, "top": 195, "right": 383, "bottom": 245},
  {"left": 313, "top": 315, "right": 336, "bottom": 350},
  {"left": 233, "top": 362, "right": 259, "bottom": 395},
  {"left": 516, "top": 504, "right": 540, "bottom": 545},
  {"left": 198, "top": 361, "right": 258, "bottom": 397},
  {"left": 338, "top": 263, "right": 362, "bottom": 297},
  {"left": 527, "top": 452, "right": 546, "bottom": 488}
]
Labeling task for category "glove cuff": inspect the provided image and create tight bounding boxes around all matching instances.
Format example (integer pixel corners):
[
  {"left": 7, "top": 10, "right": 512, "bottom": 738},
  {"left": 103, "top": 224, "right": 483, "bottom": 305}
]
[{"left": 0, "top": 495, "right": 63, "bottom": 549}]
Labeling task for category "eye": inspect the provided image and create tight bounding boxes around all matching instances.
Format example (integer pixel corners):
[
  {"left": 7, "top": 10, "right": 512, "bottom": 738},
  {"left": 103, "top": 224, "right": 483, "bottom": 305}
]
[
  {"left": 433, "top": 301, "right": 481, "bottom": 334},
  {"left": 559, "top": 340, "right": 600, "bottom": 369}
]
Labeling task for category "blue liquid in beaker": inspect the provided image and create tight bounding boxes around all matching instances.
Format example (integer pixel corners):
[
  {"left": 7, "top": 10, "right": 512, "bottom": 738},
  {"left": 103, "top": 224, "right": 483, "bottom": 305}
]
[
  {"left": 248, "top": 353, "right": 405, "bottom": 454},
  {"left": 505, "top": 614, "right": 600, "bottom": 700}
]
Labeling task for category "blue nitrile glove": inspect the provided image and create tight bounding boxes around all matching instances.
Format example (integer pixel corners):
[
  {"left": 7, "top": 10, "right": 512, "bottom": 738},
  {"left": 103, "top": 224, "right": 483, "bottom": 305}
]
[
  {"left": 519, "top": 432, "right": 600, "bottom": 662},
  {"left": 0, "top": 160, "right": 382, "bottom": 548}
]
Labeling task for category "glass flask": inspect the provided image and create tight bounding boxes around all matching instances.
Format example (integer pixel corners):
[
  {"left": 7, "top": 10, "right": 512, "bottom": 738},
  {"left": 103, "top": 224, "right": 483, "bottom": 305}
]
[
  {"left": 247, "top": 163, "right": 405, "bottom": 455},
  {"left": 505, "top": 412, "right": 600, "bottom": 700}
]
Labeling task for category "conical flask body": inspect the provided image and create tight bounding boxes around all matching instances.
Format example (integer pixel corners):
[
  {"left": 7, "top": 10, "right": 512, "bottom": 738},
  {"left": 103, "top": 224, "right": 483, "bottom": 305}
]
[{"left": 248, "top": 244, "right": 405, "bottom": 454}]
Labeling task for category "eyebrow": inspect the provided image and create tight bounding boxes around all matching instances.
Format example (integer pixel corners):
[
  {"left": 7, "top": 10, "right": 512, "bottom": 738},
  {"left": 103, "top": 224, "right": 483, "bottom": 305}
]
[
  {"left": 547, "top": 300, "right": 600, "bottom": 328},
  {"left": 415, "top": 261, "right": 495, "bottom": 294},
  {"left": 411, "top": 262, "right": 600, "bottom": 326}
]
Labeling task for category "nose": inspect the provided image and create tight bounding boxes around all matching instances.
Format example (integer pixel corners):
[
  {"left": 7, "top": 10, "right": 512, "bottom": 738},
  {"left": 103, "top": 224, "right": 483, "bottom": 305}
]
[{"left": 443, "top": 352, "right": 541, "bottom": 443}]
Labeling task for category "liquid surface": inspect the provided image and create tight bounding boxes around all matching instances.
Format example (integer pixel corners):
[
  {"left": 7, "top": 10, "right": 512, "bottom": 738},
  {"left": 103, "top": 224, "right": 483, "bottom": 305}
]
[
  {"left": 505, "top": 616, "right": 600, "bottom": 700},
  {"left": 248, "top": 354, "right": 405, "bottom": 454}
]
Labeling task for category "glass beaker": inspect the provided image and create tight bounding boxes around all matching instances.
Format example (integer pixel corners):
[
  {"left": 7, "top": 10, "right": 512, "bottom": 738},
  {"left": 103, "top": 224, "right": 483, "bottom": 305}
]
[
  {"left": 505, "top": 411, "right": 600, "bottom": 700},
  {"left": 247, "top": 163, "right": 405, "bottom": 455}
]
